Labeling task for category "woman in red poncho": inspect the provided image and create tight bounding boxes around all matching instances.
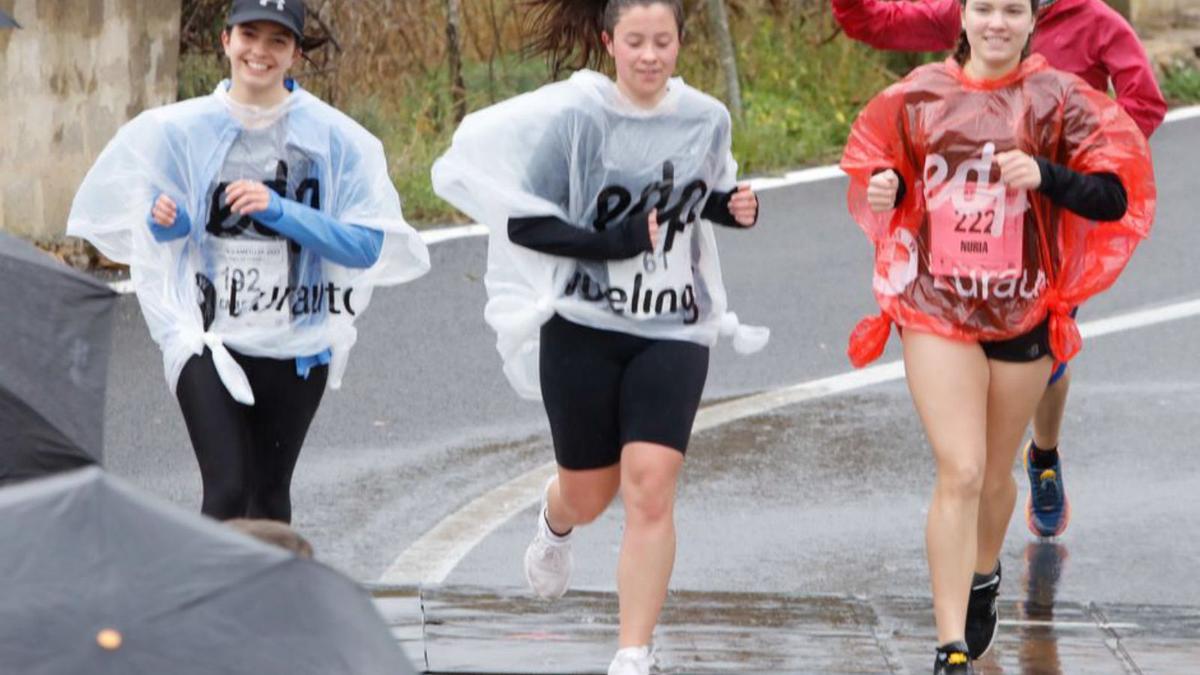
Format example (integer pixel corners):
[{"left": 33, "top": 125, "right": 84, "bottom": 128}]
[{"left": 840, "top": 0, "right": 1154, "bottom": 672}]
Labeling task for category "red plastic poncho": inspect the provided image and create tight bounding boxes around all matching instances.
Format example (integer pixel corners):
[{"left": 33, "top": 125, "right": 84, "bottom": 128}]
[{"left": 841, "top": 55, "right": 1155, "bottom": 368}]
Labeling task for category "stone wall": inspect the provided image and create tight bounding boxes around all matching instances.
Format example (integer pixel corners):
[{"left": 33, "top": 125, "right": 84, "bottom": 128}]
[
  {"left": 1133, "top": 0, "right": 1196, "bottom": 27},
  {"left": 0, "top": 0, "right": 181, "bottom": 241}
]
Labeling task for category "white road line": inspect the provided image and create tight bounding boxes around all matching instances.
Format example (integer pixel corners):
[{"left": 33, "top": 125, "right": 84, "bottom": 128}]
[
  {"left": 102, "top": 105, "right": 1200, "bottom": 295},
  {"left": 379, "top": 295, "right": 1200, "bottom": 584},
  {"left": 104, "top": 224, "right": 489, "bottom": 294},
  {"left": 380, "top": 462, "right": 559, "bottom": 586},
  {"left": 420, "top": 222, "right": 488, "bottom": 245},
  {"left": 998, "top": 619, "right": 1141, "bottom": 630},
  {"left": 748, "top": 164, "right": 847, "bottom": 191},
  {"left": 1078, "top": 298, "right": 1200, "bottom": 339},
  {"left": 1165, "top": 105, "right": 1200, "bottom": 123}
]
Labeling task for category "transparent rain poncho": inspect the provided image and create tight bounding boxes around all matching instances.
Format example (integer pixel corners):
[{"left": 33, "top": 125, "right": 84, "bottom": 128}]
[
  {"left": 433, "top": 71, "right": 768, "bottom": 399},
  {"left": 69, "top": 83, "right": 431, "bottom": 404},
  {"left": 841, "top": 56, "right": 1155, "bottom": 367}
]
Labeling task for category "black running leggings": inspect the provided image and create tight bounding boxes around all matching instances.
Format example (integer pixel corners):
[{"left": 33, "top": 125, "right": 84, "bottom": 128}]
[{"left": 175, "top": 348, "right": 327, "bottom": 522}]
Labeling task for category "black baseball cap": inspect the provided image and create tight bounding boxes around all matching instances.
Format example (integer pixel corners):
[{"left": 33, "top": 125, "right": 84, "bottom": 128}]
[{"left": 228, "top": 0, "right": 304, "bottom": 41}]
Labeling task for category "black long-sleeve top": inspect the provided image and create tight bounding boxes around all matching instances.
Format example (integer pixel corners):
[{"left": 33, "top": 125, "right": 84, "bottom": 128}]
[
  {"left": 507, "top": 188, "right": 754, "bottom": 260},
  {"left": 1033, "top": 158, "right": 1127, "bottom": 222},
  {"left": 889, "top": 159, "right": 1128, "bottom": 221}
]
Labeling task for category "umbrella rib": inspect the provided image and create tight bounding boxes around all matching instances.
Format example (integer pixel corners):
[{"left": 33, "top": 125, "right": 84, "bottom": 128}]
[
  {"left": 0, "top": 386, "right": 97, "bottom": 473},
  {"left": 139, "top": 558, "right": 299, "bottom": 623}
]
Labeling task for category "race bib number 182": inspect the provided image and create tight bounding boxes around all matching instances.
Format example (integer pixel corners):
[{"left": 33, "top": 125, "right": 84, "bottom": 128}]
[{"left": 210, "top": 237, "right": 290, "bottom": 334}]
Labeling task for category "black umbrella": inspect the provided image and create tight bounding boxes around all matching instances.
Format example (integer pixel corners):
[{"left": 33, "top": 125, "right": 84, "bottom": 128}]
[
  {"left": 0, "top": 232, "right": 115, "bottom": 484},
  {"left": 0, "top": 9, "right": 19, "bottom": 28},
  {"left": 0, "top": 467, "right": 417, "bottom": 675}
]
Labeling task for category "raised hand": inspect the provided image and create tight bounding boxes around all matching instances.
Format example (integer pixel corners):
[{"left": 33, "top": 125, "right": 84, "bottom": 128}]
[
  {"left": 151, "top": 194, "right": 179, "bottom": 226},
  {"left": 996, "top": 150, "right": 1042, "bottom": 190},
  {"left": 647, "top": 208, "right": 660, "bottom": 250},
  {"left": 729, "top": 182, "right": 758, "bottom": 227},
  {"left": 867, "top": 169, "right": 900, "bottom": 213},
  {"left": 225, "top": 180, "right": 275, "bottom": 216}
]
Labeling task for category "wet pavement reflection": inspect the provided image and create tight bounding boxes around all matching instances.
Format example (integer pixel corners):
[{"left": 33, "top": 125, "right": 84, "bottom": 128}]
[
  {"left": 1011, "top": 541, "right": 1069, "bottom": 674},
  {"left": 368, "top": 543, "right": 1200, "bottom": 673}
]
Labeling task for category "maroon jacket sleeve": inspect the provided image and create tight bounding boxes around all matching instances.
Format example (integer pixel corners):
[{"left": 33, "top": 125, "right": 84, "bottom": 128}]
[
  {"left": 1097, "top": 10, "right": 1167, "bottom": 138},
  {"left": 831, "top": 0, "right": 960, "bottom": 52}
]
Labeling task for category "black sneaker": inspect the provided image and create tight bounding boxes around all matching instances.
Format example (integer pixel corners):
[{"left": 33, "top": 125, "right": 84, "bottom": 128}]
[
  {"left": 965, "top": 561, "right": 1001, "bottom": 659},
  {"left": 934, "top": 641, "right": 974, "bottom": 674}
]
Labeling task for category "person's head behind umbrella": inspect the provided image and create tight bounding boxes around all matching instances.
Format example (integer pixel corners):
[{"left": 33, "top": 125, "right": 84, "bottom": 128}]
[{"left": 226, "top": 517, "right": 314, "bottom": 558}]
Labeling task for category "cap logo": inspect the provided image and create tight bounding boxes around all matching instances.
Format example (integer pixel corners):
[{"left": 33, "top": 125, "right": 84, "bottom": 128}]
[{"left": 260, "top": 0, "right": 286, "bottom": 11}]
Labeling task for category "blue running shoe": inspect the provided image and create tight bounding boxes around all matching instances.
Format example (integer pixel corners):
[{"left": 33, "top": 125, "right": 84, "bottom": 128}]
[{"left": 1023, "top": 440, "right": 1071, "bottom": 537}]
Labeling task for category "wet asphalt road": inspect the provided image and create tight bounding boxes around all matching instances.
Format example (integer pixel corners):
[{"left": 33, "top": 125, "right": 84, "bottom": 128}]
[
  {"left": 370, "top": 576, "right": 1200, "bottom": 673},
  {"left": 100, "top": 116, "right": 1200, "bottom": 668}
]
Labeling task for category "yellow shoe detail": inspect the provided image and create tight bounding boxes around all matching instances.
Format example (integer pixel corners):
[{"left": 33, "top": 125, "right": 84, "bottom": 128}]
[{"left": 948, "top": 653, "right": 968, "bottom": 665}]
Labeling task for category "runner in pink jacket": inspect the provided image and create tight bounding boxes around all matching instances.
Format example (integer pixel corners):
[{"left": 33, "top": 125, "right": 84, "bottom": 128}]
[{"left": 832, "top": 0, "right": 1167, "bottom": 137}]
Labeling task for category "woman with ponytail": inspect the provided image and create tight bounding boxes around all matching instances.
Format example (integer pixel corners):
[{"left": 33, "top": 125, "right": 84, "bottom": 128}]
[
  {"left": 434, "top": 1, "right": 766, "bottom": 673},
  {"left": 841, "top": 0, "right": 1154, "bottom": 672}
]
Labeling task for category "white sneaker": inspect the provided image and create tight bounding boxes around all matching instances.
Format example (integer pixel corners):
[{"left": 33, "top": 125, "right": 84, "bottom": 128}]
[
  {"left": 608, "top": 645, "right": 654, "bottom": 675},
  {"left": 523, "top": 477, "right": 573, "bottom": 599}
]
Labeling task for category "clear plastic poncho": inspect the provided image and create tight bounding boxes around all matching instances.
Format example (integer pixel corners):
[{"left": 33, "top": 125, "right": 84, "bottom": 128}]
[
  {"left": 68, "top": 83, "right": 431, "bottom": 404},
  {"left": 432, "top": 71, "right": 768, "bottom": 399},
  {"left": 841, "top": 56, "right": 1155, "bottom": 367}
]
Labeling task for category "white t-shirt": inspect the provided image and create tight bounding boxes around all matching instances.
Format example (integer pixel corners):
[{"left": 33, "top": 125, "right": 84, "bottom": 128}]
[{"left": 434, "top": 71, "right": 768, "bottom": 399}]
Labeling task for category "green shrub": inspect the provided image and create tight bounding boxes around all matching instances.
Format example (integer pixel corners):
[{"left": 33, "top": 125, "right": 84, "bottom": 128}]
[
  {"left": 1161, "top": 61, "right": 1200, "bottom": 106},
  {"left": 340, "top": 16, "right": 899, "bottom": 225}
]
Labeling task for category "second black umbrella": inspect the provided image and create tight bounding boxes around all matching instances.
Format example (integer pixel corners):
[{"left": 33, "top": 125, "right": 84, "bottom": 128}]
[{"left": 0, "top": 467, "right": 417, "bottom": 675}]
